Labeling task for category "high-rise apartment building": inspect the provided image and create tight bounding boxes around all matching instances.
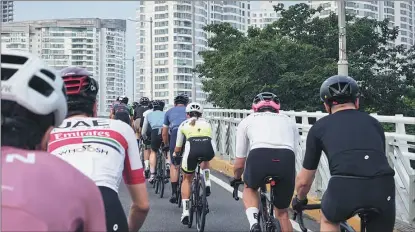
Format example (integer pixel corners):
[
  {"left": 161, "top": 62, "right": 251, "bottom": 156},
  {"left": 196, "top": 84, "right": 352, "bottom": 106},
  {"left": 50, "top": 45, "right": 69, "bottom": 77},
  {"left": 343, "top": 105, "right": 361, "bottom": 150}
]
[
  {"left": 251, "top": 1, "right": 281, "bottom": 28},
  {"left": 135, "top": 0, "right": 250, "bottom": 105},
  {"left": 1, "top": 18, "right": 127, "bottom": 114},
  {"left": 308, "top": 1, "right": 414, "bottom": 49},
  {"left": 2, "top": 0, "right": 13, "bottom": 22}
]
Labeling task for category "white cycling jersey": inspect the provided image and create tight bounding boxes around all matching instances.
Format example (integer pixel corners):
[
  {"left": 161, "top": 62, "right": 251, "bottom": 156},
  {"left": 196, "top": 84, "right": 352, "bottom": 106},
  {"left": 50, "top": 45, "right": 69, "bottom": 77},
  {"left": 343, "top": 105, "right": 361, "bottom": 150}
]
[
  {"left": 235, "top": 112, "right": 301, "bottom": 158},
  {"left": 47, "top": 117, "right": 145, "bottom": 193}
]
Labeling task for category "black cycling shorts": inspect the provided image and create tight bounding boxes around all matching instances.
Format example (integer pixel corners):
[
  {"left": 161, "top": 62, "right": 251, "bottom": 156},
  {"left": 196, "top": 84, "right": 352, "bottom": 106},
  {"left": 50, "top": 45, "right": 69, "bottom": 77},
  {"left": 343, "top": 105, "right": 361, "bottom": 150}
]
[
  {"left": 98, "top": 186, "right": 128, "bottom": 232},
  {"left": 181, "top": 137, "right": 214, "bottom": 174},
  {"left": 243, "top": 148, "right": 295, "bottom": 209},
  {"left": 150, "top": 128, "right": 162, "bottom": 152},
  {"left": 168, "top": 128, "right": 186, "bottom": 165},
  {"left": 114, "top": 111, "right": 130, "bottom": 126},
  {"left": 321, "top": 175, "right": 395, "bottom": 231}
]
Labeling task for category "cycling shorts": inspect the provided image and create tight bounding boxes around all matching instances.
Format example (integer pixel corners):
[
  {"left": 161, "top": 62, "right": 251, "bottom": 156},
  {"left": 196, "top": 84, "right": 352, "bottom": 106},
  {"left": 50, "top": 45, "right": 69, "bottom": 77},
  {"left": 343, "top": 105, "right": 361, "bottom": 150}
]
[
  {"left": 181, "top": 137, "right": 215, "bottom": 174},
  {"left": 321, "top": 175, "right": 395, "bottom": 231},
  {"left": 98, "top": 186, "right": 128, "bottom": 232},
  {"left": 243, "top": 148, "right": 295, "bottom": 209},
  {"left": 168, "top": 128, "right": 185, "bottom": 164},
  {"left": 150, "top": 128, "right": 162, "bottom": 152}
]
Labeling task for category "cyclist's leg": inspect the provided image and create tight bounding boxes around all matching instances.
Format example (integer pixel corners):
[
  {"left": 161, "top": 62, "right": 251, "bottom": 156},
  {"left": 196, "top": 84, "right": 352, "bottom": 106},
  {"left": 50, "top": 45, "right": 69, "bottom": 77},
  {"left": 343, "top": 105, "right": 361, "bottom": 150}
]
[
  {"left": 148, "top": 129, "right": 159, "bottom": 183},
  {"left": 169, "top": 128, "right": 179, "bottom": 202},
  {"left": 268, "top": 149, "right": 295, "bottom": 232},
  {"left": 98, "top": 186, "right": 129, "bottom": 232},
  {"left": 180, "top": 141, "right": 197, "bottom": 224},
  {"left": 199, "top": 138, "right": 215, "bottom": 196}
]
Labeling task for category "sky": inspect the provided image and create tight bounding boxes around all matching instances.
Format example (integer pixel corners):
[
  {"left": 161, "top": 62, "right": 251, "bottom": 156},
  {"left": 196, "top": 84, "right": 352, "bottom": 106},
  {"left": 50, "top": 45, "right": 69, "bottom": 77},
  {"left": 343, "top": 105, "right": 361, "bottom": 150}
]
[{"left": 13, "top": 1, "right": 300, "bottom": 98}]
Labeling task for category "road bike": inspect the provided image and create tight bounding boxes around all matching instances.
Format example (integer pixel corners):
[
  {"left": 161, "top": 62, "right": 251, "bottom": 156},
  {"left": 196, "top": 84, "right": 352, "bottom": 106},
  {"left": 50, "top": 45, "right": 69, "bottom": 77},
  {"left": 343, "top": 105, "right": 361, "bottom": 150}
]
[
  {"left": 232, "top": 176, "right": 282, "bottom": 232},
  {"left": 154, "top": 146, "right": 169, "bottom": 198},
  {"left": 138, "top": 138, "right": 145, "bottom": 168},
  {"left": 293, "top": 203, "right": 380, "bottom": 232},
  {"left": 187, "top": 158, "right": 210, "bottom": 232}
]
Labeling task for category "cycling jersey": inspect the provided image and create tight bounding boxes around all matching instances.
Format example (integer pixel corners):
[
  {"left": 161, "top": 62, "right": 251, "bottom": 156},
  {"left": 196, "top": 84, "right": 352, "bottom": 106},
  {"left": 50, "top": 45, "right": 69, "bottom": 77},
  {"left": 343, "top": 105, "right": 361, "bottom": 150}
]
[
  {"left": 1, "top": 146, "right": 106, "bottom": 232},
  {"left": 235, "top": 112, "right": 300, "bottom": 158},
  {"left": 142, "top": 110, "right": 164, "bottom": 138},
  {"left": 176, "top": 117, "right": 213, "bottom": 147},
  {"left": 47, "top": 117, "right": 145, "bottom": 193},
  {"left": 163, "top": 106, "right": 187, "bottom": 133}
]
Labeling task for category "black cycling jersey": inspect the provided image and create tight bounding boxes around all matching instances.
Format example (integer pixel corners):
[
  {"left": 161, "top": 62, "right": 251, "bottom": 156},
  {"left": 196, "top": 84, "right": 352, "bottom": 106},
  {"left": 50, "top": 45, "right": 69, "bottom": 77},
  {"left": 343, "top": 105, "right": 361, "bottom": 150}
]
[{"left": 303, "top": 109, "right": 395, "bottom": 178}]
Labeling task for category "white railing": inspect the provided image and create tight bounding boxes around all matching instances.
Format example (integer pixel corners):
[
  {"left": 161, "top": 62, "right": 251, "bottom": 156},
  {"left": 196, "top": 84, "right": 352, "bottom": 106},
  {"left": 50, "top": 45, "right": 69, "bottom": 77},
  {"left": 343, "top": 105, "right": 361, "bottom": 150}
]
[{"left": 203, "top": 109, "right": 415, "bottom": 226}]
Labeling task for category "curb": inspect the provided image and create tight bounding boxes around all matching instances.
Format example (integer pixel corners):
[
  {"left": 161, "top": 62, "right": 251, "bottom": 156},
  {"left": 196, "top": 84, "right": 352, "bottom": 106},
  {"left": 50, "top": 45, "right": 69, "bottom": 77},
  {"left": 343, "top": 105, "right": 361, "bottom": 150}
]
[{"left": 210, "top": 156, "right": 362, "bottom": 230}]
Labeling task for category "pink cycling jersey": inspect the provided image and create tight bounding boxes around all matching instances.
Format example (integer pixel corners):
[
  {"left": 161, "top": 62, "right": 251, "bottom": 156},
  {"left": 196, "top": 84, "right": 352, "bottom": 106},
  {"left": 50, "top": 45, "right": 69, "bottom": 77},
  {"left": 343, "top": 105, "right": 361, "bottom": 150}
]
[{"left": 1, "top": 146, "right": 106, "bottom": 232}]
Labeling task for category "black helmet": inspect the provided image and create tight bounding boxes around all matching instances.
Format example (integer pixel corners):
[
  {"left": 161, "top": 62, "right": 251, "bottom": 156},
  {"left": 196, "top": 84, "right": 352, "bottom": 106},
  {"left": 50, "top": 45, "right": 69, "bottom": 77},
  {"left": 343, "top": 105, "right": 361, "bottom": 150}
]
[
  {"left": 140, "top": 97, "right": 150, "bottom": 105},
  {"left": 133, "top": 101, "right": 139, "bottom": 108},
  {"left": 148, "top": 100, "right": 153, "bottom": 109},
  {"left": 121, "top": 96, "right": 129, "bottom": 104},
  {"left": 61, "top": 66, "right": 98, "bottom": 102},
  {"left": 174, "top": 94, "right": 189, "bottom": 105},
  {"left": 320, "top": 75, "right": 359, "bottom": 105},
  {"left": 152, "top": 100, "right": 165, "bottom": 110}
]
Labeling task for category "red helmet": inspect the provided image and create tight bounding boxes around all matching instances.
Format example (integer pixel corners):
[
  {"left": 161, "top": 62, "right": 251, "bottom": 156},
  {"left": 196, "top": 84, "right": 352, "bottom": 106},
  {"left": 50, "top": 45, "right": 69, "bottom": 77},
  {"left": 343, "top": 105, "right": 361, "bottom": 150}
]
[
  {"left": 252, "top": 92, "right": 280, "bottom": 112},
  {"left": 60, "top": 67, "right": 98, "bottom": 102}
]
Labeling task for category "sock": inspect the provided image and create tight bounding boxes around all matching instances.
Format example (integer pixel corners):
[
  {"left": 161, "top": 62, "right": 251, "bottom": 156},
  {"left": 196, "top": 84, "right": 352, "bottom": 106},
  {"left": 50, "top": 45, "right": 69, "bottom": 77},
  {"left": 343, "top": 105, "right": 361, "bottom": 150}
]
[
  {"left": 144, "top": 160, "right": 149, "bottom": 169},
  {"left": 171, "top": 182, "right": 178, "bottom": 194},
  {"left": 150, "top": 167, "right": 155, "bottom": 173},
  {"left": 202, "top": 169, "right": 211, "bottom": 187},
  {"left": 182, "top": 199, "right": 190, "bottom": 214},
  {"left": 246, "top": 207, "right": 259, "bottom": 229},
  {"left": 166, "top": 159, "right": 170, "bottom": 165}
]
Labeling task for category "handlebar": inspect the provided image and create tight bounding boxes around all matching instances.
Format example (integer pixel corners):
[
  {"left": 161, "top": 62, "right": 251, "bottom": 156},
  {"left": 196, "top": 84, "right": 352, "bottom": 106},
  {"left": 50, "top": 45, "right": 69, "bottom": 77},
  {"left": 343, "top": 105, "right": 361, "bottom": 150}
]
[
  {"left": 292, "top": 203, "right": 321, "bottom": 232},
  {"left": 231, "top": 180, "right": 244, "bottom": 201}
]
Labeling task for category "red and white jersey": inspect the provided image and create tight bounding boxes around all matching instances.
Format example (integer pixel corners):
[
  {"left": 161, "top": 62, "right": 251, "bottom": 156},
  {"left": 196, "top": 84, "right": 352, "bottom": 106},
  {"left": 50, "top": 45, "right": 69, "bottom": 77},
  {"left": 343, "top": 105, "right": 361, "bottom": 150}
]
[{"left": 47, "top": 117, "right": 145, "bottom": 192}]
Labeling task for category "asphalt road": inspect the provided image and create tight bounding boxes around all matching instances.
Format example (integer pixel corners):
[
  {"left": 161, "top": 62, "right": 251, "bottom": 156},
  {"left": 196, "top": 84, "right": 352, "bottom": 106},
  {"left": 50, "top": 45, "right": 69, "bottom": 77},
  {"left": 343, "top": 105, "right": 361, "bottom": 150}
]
[{"left": 118, "top": 170, "right": 320, "bottom": 232}]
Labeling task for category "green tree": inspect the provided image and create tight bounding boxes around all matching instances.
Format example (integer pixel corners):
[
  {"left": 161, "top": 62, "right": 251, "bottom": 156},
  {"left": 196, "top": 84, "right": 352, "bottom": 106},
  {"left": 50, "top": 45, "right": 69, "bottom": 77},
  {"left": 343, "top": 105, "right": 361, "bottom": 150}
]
[{"left": 197, "top": 3, "right": 415, "bottom": 116}]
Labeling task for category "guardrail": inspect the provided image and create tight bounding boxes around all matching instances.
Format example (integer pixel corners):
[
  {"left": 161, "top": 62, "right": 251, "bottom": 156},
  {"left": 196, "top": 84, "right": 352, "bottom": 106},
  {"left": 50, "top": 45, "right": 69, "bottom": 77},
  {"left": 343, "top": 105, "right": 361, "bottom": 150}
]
[{"left": 202, "top": 109, "right": 415, "bottom": 226}]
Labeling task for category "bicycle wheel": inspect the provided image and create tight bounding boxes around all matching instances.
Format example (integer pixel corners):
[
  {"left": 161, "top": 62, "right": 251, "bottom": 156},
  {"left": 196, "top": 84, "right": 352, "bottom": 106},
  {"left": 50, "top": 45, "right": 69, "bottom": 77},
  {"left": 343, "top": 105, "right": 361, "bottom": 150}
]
[
  {"left": 196, "top": 174, "right": 208, "bottom": 232},
  {"left": 340, "top": 222, "right": 356, "bottom": 232},
  {"left": 177, "top": 171, "right": 183, "bottom": 208},
  {"left": 268, "top": 190, "right": 282, "bottom": 232},
  {"left": 155, "top": 156, "right": 161, "bottom": 194},
  {"left": 188, "top": 180, "right": 196, "bottom": 228},
  {"left": 159, "top": 152, "right": 165, "bottom": 198}
]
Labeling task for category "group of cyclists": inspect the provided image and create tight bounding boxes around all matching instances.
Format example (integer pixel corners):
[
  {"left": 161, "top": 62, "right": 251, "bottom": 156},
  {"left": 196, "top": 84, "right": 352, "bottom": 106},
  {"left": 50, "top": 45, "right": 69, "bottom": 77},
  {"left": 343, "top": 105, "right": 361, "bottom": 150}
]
[{"left": 2, "top": 49, "right": 396, "bottom": 232}]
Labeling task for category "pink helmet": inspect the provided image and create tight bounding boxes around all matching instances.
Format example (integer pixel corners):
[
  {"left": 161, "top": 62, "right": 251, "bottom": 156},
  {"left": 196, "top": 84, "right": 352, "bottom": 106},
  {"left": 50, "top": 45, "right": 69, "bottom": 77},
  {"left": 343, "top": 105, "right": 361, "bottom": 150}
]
[{"left": 252, "top": 92, "right": 280, "bottom": 112}]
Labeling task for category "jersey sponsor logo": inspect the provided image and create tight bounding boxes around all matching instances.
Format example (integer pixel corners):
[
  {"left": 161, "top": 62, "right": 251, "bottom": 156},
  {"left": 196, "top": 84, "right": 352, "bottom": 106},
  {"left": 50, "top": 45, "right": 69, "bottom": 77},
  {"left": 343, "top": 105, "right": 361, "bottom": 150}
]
[
  {"left": 57, "top": 145, "right": 109, "bottom": 156},
  {"left": 52, "top": 130, "right": 111, "bottom": 140},
  {"left": 57, "top": 119, "right": 109, "bottom": 129}
]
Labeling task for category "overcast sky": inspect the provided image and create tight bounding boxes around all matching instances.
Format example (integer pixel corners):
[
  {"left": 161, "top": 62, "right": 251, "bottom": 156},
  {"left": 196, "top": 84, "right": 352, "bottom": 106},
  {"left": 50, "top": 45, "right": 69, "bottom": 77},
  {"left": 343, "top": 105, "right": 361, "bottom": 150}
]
[{"left": 13, "top": 1, "right": 300, "bottom": 97}]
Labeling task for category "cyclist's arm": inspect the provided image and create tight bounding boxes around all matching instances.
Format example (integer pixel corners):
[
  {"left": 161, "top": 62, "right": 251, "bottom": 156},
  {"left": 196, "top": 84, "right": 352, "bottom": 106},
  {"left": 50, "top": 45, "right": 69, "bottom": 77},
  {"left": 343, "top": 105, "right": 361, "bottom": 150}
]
[
  {"left": 122, "top": 127, "right": 149, "bottom": 232},
  {"left": 295, "top": 125, "right": 321, "bottom": 200},
  {"left": 234, "top": 118, "right": 248, "bottom": 179},
  {"left": 174, "top": 122, "right": 185, "bottom": 153},
  {"left": 162, "top": 112, "right": 170, "bottom": 145},
  {"left": 142, "top": 116, "right": 149, "bottom": 140}
]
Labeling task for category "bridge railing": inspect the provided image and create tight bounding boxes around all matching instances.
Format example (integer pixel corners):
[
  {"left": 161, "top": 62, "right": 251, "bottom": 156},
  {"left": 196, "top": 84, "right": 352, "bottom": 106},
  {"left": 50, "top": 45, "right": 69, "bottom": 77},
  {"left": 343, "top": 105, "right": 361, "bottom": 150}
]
[{"left": 203, "top": 109, "right": 415, "bottom": 225}]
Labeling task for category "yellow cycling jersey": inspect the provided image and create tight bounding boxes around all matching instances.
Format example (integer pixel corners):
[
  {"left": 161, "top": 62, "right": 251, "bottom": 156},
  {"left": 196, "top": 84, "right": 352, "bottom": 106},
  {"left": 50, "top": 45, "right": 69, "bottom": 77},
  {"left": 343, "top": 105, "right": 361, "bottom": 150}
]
[{"left": 176, "top": 117, "right": 212, "bottom": 147}]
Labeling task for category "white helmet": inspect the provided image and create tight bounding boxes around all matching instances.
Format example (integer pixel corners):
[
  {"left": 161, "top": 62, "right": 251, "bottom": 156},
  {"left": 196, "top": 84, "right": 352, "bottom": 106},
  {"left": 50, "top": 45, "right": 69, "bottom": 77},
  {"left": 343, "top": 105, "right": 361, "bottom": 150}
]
[
  {"left": 186, "top": 102, "right": 203, "bottom": 114},
  {"left": 1, "top": 49, "right": 68, "bottom": 127}
]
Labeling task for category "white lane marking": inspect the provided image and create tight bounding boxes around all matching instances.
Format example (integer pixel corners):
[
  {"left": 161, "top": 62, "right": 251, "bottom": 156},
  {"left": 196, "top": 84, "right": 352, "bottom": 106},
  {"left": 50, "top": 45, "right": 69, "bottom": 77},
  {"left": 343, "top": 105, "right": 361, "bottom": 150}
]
[{"left": 210, "top": 174, "right": 313, "bottom": 232}]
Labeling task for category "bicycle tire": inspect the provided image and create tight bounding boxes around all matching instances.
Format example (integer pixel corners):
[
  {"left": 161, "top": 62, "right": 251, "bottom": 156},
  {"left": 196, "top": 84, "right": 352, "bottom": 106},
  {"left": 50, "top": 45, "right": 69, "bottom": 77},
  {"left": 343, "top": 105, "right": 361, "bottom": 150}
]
[
  {"left": 340, "top": 222, "right": 356, "bottom": 232},
  {"left": 268, "top": 188, "right": 282, "bottom": 232},
  {"left": 188, "top": 180, "right": 195, "bottom": 228},
  {"left": 159, "top": 152, "right": 165, "bottom": 198},
  {"left": 155, "top": 156, "right": 161, "bottom": 194},
  {"left": 196, "top": 174, "right": 207, "bottom": 232},
  {"left": 259, "top": 193, "right": 269, "bottom": 232},
  {"left": 177, "top": 172, "right": 183, "bottom": 208}
]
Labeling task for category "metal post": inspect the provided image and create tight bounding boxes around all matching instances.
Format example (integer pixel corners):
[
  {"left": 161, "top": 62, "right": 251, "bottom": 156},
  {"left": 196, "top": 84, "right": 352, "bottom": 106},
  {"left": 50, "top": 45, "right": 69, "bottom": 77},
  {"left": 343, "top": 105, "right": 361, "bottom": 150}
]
[
  {"left": 132, "top": 56, "right": 135, "bottom": 101},
  {"left": 150, "top": 17, "right": 154, "bottom": 99},
  {"left": 338, "top": 0, "right": 348, "bottom": 76},
  {"left": 191, "top": 1, "right": 197, "bottom": 102}
]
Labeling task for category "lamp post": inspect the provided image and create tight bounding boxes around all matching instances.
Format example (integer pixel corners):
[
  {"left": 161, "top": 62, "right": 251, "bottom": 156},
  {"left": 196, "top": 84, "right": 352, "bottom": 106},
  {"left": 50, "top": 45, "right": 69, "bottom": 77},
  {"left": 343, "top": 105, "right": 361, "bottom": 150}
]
[
  {"left": 191, "top": 0, "right": 197, "bottom": 102},
  {"left": 124, "top": 57, "right": 135, "bottom": 101},
  {"left": 338, "top": 0, "right": 348, "bottom": 76},
  {"left": 128, "top": 17, "right": 154, "bottom": 99}
]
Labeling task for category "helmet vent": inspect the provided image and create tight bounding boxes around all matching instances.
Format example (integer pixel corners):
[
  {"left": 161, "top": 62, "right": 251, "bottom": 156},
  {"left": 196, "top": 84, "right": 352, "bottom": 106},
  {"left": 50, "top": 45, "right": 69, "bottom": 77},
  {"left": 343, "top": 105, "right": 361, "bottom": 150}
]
[
  {"left": 28, "top": 75, "right": 54, "bottom": 97},
  {"left": 1, "top": 68, "right": 18, "bottom": 81},
  {"left": 40, "top": 69, "right": 56, "bottom": 81},
  {"left": 1, "top": 54, "right": 28, "bottom": 65}
]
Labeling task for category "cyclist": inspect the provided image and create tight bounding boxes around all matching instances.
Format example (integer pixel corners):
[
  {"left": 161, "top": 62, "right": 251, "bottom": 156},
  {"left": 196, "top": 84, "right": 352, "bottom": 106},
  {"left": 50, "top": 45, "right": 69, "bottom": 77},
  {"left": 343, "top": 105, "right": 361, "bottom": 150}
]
[
  {"left": 229, "top": 92, "right": 300, "bottom": 232},
  {"left": 293, "top": 75, "right": 395, "bottom": 232},
  {"left": 1, "top": 50, "right": 106, "bottom": 231},
  {"left": 175, "top": 102, "right": 215, "bottom": 225},
  {"left": 48, "top": 67, "right": 150, "bottom": 232},
  {"left": 110, "top": 96, "right": 122, "bottom": 118},
  {"left": 162, "top": 94, "right": 189, "bottom": 203},
  {"left": 141, "top": 100, "right": 154, "bottom": 178},
  {"left": 112, "top": 96, "right": 134, "bottom": 126},
  {"left": 142, "top": 100, "right": 167, "bottom": 184},
  {"left": 134, "top": 97, "right": 151, "bottom": 141}
]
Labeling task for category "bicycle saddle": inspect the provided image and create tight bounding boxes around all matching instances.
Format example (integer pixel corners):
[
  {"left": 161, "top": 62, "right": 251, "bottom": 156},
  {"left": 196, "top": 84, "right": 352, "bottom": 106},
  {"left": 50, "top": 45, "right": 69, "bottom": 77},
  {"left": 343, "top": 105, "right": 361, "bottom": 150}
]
[
  {"left": 263, "top": 176, "right": 280, "bottom": 185},
  {"left": 352, "top": 207, "right": 380, "bottom": 219}
]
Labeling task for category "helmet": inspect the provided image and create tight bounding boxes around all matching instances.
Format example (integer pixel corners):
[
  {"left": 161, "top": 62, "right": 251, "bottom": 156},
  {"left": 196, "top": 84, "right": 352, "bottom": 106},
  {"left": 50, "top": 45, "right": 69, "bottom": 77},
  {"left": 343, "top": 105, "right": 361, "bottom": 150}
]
[
  {"left": 1, "top": 48, "right": 68, "bottom": 127},
  {"left": 252, "top": 92, "right": 280, "bottom": 112},
  {"left": 174, "top": 94, "right": 189, "bottom": 105},
  {"left": 140, "top": 96, "right": 150, "bottom": 105},
  {"left": 121, "top": 96, "right": 129, "bottom": 104},
  {"left": 320, "top": 75, "right": 359, "bottom": 104},
  {"left": 186, "top": 102, "right": 203, "bottom": 114},
  {"left": 118, "top": 95, "right": 126, "bottom": 101},
  {"left": 133, "top": 101, "right": 139, "bottom": 108},
  {"left": 61, "top": 67, "right": 98, "bottom": 102},
  {"left": 152, "top": 100, "right": 165, "bottom": 110}
]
